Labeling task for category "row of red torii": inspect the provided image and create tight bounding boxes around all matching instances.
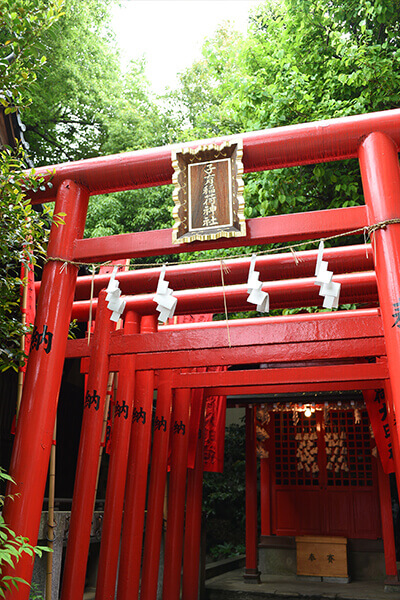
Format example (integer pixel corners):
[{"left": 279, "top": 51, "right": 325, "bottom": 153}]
[{"left": 5, "top": 108, "right": 400, "bottom": 600}]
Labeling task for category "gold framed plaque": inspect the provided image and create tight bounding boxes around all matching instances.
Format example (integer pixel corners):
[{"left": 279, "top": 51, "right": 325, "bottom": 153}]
[{"left": 171, "top": 139, "right": 245, "bottom": 244}]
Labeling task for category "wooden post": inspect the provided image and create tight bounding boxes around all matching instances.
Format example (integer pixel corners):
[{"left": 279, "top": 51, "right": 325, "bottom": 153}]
[
  {"left": 60, "top": 290, "right": 116, "bottom": 600},
  {"left": 260, "top": 458, "right": 271, "bottom": 537},
  {"left": 116, "top": 315, "right": 157, "bottom": 600},
  {"left": 162, "top": 387, "right": 192, "bottom": 600},
  {"left": 96, "top": 311, "right": 140, "bottom": 600},
  {"left": 182, "top": 391, "right": 206, "bottom": 600},
  {"left": 2, "top": 180, "right": 89, "bottom": 600},
  {"left": 140, "top": 371, "right": 174, "bottom": 600},
  {"left": 244, "top": 405, "right": 260, "bottom": 583},
  {"left": 359, "top": 133, "right": 400, "bottom": 468},
  {"left": 376, "top": 455, "right": 399, "bottom": 581},
  {"left": 45, "top": 420, "right": 57, "bottom": 600}
]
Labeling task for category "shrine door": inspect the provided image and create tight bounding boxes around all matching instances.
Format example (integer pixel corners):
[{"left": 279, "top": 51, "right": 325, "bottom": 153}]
[{"left": 265, "top": 409, "right": 381, "bottom": 539}]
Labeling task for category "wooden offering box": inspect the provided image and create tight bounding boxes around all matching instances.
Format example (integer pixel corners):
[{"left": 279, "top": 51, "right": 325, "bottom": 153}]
[{"left": 296, "top": 536, "right": 348, "bottom": 579}]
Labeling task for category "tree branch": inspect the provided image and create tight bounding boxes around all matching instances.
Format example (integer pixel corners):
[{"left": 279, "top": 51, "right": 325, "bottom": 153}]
[{"left": 26, "top": 125, "right": 74, "bottom": 161}]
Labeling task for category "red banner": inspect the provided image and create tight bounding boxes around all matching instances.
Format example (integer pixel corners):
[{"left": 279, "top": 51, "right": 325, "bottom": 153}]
[
  {"left": 203, "top": 396, "right": 226, "bottom": 473},
  {"left": 187, "top": 386, "right": 205, "bottom": 469},
  {"left": 365, "top": 389, "right": 395, "bottom": 474},
  {"left": 203, "top": 366, "right": 227, "bottom": 473},
  {"left": 171, "top": 315, "right": 226, "bottom": 473}
]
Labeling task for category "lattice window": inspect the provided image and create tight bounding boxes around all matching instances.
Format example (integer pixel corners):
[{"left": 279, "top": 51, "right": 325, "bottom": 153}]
[
  {"left": 274, "top": 412, "right": 319, "bottom": 487},
  {"left": 274, "top": 408, "right": 373, "bottom": 489},
  {"left": 325, "top": 410, "right": 373, "bottom": 487}
]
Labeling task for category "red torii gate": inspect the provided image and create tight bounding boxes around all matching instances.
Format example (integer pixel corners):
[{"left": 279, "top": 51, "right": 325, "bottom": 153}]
[
  {"left": 4, "top": 109, "right": 400, "bottom": 599},
  {"left": 62, "top": 300, "right": 393, "bottom": 599}
]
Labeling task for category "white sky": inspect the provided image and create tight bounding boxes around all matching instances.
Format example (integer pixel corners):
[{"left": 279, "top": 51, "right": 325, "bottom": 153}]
[{"left": 111, "top": 0, "right": 260, "bottom": 94}]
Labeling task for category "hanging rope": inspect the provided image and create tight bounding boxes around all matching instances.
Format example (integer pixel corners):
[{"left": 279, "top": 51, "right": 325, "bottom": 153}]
[
  {"left": 87, "top": 264, "right": 96, "bottom": 345},
  {"left": 219, "top": 260, "right": 231, "bottom": 348}
]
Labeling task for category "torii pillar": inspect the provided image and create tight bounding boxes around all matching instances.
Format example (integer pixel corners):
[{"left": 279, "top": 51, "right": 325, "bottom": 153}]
[
  {"left": 359, "top": 132, "right": 400, "bottom": 454},
  {"left": 2, "top": 181, "right": 89, "bottom": 600}
]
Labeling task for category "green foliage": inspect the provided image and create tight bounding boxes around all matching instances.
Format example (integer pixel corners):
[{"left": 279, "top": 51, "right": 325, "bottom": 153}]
[
  {"left": 168, "top": 23, "right": 247, "bottom": 142},
  {"left": 171, "top": 0, "right": 400, "bottom": 221},
  {"left": 0, "top": 146, "right": 53, "bottom": 372},
  {"left": 22, "top": 0, "right": 121, "bottom": 164},
  {"left": 0, "top": 0, "right": 66, "bottom": 373},
  {"left": 85, "top": 186, "right": 174, "bottom": 240},
  {"left": 209, "top": 542, "right": 245, "bottom": 562},
  {"left": 238, "top": 0, "right": 400, "bottom": 218},
  {"left": 203, "top": 423, "right": 246, "bottom": 550},
  {"left": 0, "top": 468, "right": 50, "bottom": 598},
  {"left": 21, "top": 0, "right": 179, "bottom": 237},
  {"left": 23, "top": 0, "right": 176, "bottom": 166},
  {"left": 0, "top": 0, "right": 63, "bottom": 112}
]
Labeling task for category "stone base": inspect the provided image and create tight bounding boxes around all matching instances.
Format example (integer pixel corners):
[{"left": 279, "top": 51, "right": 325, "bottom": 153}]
[
  {"left": 384, "top": 574, "right": 400, "bottom": 591},
  {"left": 259, "top": 536, "right": 386, "bottom": 582},
  {"left": 243, "top": 568, "right": 261, "bottom": 584},
  {"left": 30, "top": 510, "right": 104, "bottom": 600},
  {"left": 323, "top": 576, "right": 351, "bottom": 583}
]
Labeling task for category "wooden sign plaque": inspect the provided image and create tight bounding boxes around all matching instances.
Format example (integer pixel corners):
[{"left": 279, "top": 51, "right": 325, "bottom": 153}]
[{"left": 171, "top": 140, "right": 245, "bottom": 244}]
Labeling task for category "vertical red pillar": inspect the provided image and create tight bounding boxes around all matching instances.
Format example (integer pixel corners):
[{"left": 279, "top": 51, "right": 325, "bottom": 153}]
[
  {"left": 95, "top": 310, "right": 140, "bottom": 600},
  {"left": 359, "top": 132, "right": 400, "bottom": 452},
  {"left": 376, "top": 455, "right": 398, "bottom": 580},
  {"left": 116, "top": 315, "right": 157, "bottom": 600},
  {"left": 162, "top": 387, "right": 192, "bottom": 600},
  {"left": 182, "top": 391, "right": 206, "bottom": 600},
  {"left": 3, "top": 180, "right": 89, "bottom": 599},
  {"left": 244, "top": 405, "right": 260, "bottom": 583},
  {"left": 140, "top": 371, "right": 174, "bottom": 600},
  {"left": 260, "top": 458, "right": 271, "bottom": 537},
  {"left": 61, "top": 290, "right": 116, "bottom": 600},
  {"left": 383, "top": 381, "right": 400, "bottom": 490}
]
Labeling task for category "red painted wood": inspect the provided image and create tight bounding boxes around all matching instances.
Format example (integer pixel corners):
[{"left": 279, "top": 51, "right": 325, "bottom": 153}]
[
  {"left": 270, "top": 411, "right": 381, "bottom": 539},
  {"left": 72, "top": 207, "right": 368, "bottom": 263},
  {"left": 116, "top": 315, "right": 157, "bottom": 600},
  {"left": 182, "top": 392, "right": 205, "bottom": 600},
  {"left": 245, "top": 406, "right": 259, "bottom": 574},
  {"left": 59, "top": 244, "right": 373, "bottom": 301},
  {"left": 13, "top": 109, "right": 400, "bottom": 596},
  {"left": 377, "top": 456, "right": 398, "bottom": 577},
  {"left": 273, "top": 489, "right": 381, "bottom": 537},
  {"left": 140, "top": 371, "right": 173, "bottom": 600},
  {"left": 68, "top": 308, "right": 384, "bottom": 361},
  {"left": 162, "top": 387, "right": 192, "bottom": 600},
  {"left": 359, "top": 132, "right": 400, "bottom": 471},
  {"left": 69, "top": 271, "right": 377, "bottom": 322},
  {"left": 76, "top": 338, "right": 385, "bottom": 375},
  {"left": 383, "top": 381, "right": 400, "bottom": 491},
  {"left": 61, "top": 291, "right": 116, "bottom": 600},
  {"left": 111, "top": 308, "right": 384, "bottom": 353},
  {"left": 218, "top": 381, "right": 386, "bottom": 395},
  {"left": 170, "top": 363, "right": 388, "bottom": 389},
  {"left": 2, "top": 181, "right": 89, "bottom": 600},
  {"left": 28, "top": 108, "right": 400, "bottom": 204},
  {"left": 95, "top": 311, "right": 140, "bottom": 600},
  {"left": 78, "top": 353, "right": 387, "bottom": 389},
  {"left": 260, "top": 458, "right": 271, "bottom": 536}
]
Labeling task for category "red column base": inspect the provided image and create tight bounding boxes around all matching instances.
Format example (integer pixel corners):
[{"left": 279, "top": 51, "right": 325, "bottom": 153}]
[
  {"left": 385, "top": 574, "right": 400, "bottom": 587},
  {"left": 243, "top": 569, "right": 261, "bottom": 584}
]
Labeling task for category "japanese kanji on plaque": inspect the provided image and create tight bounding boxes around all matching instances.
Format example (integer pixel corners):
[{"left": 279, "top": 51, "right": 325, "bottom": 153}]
[{"left": 171, "top": 140, "right": 246, "bottom": 243}]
